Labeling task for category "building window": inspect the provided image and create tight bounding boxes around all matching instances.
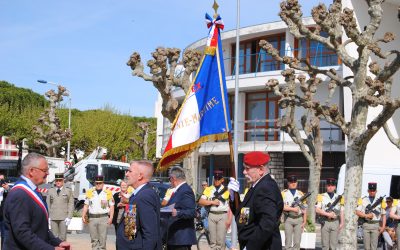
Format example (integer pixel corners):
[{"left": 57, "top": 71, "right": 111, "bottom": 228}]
[
  {"left": 295, "top": 31, "right": 340, "bottom": 67},
  {"left": 245, "top": 91, "right": 280, "bottom": 141},
  {"left": 231, "top": 34, "right": 286, "bottom": 75}
]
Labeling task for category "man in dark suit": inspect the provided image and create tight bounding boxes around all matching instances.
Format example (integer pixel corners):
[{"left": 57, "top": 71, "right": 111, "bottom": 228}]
[
  {"left": 116, "top": 160, "right": 162, "bottom": 250},
  {"left": 165, "top": 166, "right": 196, "bottom": 250},
  {"left": 3, "top": 152, "right": 71, "bottom": 250},
  {"left": 229, "top": 151, "right": 284, "bottom": 250}
]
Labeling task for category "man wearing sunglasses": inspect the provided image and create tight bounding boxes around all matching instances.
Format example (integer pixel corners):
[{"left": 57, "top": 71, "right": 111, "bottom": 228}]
[
  {"left": 3, "top": 152, "right": 71, "bottom": 250},
  {"left": 46, "top": 173, "right": 74, "bottom": 241}
]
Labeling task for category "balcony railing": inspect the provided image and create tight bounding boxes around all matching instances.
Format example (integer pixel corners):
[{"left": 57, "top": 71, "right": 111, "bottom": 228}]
[
  {"left": 160, "top": 118, "right": 343, "bottom": 154},
  {"left": 224, "top": 46, "right": 340, "bottom": 78}
]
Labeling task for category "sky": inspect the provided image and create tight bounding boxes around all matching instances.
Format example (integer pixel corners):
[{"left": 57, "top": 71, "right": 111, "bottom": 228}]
[{"left": 0, "top": 0, "right": 330, "bottom": 117}]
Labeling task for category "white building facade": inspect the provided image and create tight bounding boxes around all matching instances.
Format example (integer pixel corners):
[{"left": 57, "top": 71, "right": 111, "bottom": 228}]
[{"left": 155, "top": 0, "right": 399, "bottom": 193}]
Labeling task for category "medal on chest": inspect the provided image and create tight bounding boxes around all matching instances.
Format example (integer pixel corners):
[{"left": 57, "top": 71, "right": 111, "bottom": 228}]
[
  {"left": 239, "top": 207, "right": 250, "bottom": 225},
  {"left": 124, "top": 204, "right": 137, "bottom": 240}
]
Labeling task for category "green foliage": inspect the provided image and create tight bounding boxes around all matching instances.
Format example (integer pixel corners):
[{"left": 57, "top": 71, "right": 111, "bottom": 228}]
[
  {"left": 304, "top": 218, "right": 316, "bottom": 232},
  {"left": 58, "top": 109, "right": 156, "bottom": 161},
  {"left": 0, "top": 81, "right": 156, "bottom": 160},
  {"left": 0, "top": 81, "right": 47, "bottom": 112}
]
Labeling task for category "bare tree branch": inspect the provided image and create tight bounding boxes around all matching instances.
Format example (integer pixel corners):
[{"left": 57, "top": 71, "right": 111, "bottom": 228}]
[
  {"left": 383, "top": 123, "right": 400, "bottom": 149},
  {"left": 127, "top": 48, "right": 202, "bottom": 122}
]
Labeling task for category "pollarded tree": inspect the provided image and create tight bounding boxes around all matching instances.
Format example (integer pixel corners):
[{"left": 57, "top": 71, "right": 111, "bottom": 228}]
[
  {"left": 260, "top": 0, "right": 400, "bottom": 248},
  {"left": 33, "top": 85, "right": 72, "bottom": 157},
  {"left": 127, "top": 48, "right": 202, "bottom": 122},
  {"left": 127, "top": 48, "right": 202, "bottom": 183},
  {"left": 266, "top": 70, "right": 324, "bottom": 225}
]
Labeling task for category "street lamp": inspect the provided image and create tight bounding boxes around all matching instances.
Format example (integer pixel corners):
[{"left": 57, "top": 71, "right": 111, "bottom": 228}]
[{"left": 37, "top": 80, "right": 72, "bottom": 162}]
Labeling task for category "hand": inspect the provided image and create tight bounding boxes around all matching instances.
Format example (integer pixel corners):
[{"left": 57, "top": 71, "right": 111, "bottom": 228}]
[
  {"left": 339, "top": 223, "right": 344, "bottom": 231},
  {"left": 120, "top": 196, "right": 129, "bottom": 204},
  {"left": 228, "top": 177, "right": 240, "bottom": 192},
  {"left": 171, "top": 208, "right": 178, "bottom": 217},
  {"left": 379, "top": 226, "right": 385, "bottom": 234},
  {"left": 82, "top": 215, "right": 88, "bottom": 224},
  {"left": 291, "top": 206, "right": 300, "bottom": 213},
  {"left": 327, "top": 212, "right": 337, "bottom": 219},
  {"left": 365, "top": 213, "right": 374, "bottom": 220},
  {"left": 2, "top": 183, "right": 9, "bottom": 190},
  {"left": 213, "top": 200, "right": 220, "bottom": 206},
  {"left": 225, "top": 219, "right": 231, "bottom": 229},
  {"left": 107, "top": 218, "right": 113, "bottom": 225},
  {"left": 301, "top": 222, "right": 306, "bottom": 229},
  {"left": 58, "top": 241, "right": 71, "bottom": 249},
  {"left": 64, "top": 218, "right": 71, "bottom": 226}
]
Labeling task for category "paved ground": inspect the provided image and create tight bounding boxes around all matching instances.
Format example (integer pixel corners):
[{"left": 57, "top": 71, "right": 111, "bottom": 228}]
[{"left": 58, "top": 225, "right": 378, "bottom": 250}]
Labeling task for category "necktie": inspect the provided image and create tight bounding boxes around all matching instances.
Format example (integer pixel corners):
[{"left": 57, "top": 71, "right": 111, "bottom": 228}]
[{"left": 57, "top": 188, "right": 61, "bottom": 196}]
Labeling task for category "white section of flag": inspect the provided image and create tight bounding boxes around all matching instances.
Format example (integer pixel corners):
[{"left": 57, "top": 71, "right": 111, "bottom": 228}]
[{"left": 171, "top": 92, "right": 200, "bottom": 148}]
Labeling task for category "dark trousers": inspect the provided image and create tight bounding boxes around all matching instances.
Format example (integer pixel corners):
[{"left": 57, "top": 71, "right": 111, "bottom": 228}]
[
  {"left": 114, "top": 224, "right": 119, "bottom": 250},
  {"left": 0, "top": 218, "right": 6, "bottom": 248},
  {"left": 167, "top": 245, "right": 191, "bottom": 250}
]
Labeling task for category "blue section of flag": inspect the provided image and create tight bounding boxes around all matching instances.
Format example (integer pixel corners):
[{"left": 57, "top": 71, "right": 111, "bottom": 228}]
[{"left": 194, "top": 18, "right": 231, "bottom": 137}]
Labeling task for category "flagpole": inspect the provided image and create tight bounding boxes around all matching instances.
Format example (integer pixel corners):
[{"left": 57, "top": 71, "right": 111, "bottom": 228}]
[{"left": 231, "top": 0, "right": 240, "bottom": 247}]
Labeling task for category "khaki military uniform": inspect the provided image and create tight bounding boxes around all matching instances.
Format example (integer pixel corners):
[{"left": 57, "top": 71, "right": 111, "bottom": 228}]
[
  {"left": 85, "top": 188, "right": 114, "bottom": 250},
  {"left": 46, "top": 186, "right": 74, "bottom": 241},
  {"left": 201, "top": 185, "right": 229, "bottom": 250},
  {"left": 316, "top": 193, "right": 344, "bottom": 250},
  {"left": 282, "top": 189, "right": 306, "bottom": 250},
  {"left": 356, "top": 196, "right": 386, "bottom": 250}
]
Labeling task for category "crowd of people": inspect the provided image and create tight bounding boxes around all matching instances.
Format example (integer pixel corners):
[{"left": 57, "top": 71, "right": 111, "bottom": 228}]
[{"left": 0, "top": 151, "right": 399, "bottom": 250}]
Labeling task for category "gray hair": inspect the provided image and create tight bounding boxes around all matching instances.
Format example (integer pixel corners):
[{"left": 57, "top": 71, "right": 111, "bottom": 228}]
[
  {"left": 130, "top": 160, "right": 154, "bottom": 180},
  {"left": 21, "top": 152, "right": 46, "bottom": 175},
  {"left": 169, "top": 166, "right": 186, "bottom": 180}
]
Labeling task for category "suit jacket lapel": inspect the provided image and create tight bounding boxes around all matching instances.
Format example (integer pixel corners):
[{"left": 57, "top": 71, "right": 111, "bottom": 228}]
[
  {"left": 240, "top": 175, "right": 270, "bottom": 208},
  {"left": 241, "top": 186, "right": 255, "bottom": 208}
]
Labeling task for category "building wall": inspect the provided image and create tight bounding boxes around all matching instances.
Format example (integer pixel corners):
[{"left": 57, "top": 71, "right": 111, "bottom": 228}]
[{"left": 343, "top": 0, "right": 400, "bottom": 166}]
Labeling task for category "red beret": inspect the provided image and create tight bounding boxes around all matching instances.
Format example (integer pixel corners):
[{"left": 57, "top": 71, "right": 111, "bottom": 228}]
[{"left": 243, "top": 151, "right": 270, "bottom": 167}]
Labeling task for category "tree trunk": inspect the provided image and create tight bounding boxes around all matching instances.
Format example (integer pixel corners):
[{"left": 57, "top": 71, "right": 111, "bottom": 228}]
[
  {"left": 182, "top": 149, "right": 199, "bottom": 189},
  {"left": 307, "top": 161, "right": 321, "bottom": 225},
  {"left": 338, "top": 145, "right": 365, "bottom": 249},
  {"left": 16, "top": 140, "right": 23, "bottom": 175},
  {"left": 143, "top": 128, "right": 149, "bottom": 160}
]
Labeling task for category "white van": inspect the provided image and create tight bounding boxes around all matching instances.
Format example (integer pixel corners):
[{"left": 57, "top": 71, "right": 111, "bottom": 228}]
[{"left": 337, "top": 164, "right": 400, "bottom": 198}]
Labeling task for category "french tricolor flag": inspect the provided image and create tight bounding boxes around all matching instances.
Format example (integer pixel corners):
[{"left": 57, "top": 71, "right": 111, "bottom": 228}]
[{"left": 157, "top": 13, "right": 232, "bottom": 171}]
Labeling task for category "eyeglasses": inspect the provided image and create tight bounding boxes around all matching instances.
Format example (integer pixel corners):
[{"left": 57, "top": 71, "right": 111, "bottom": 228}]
[{"left": 32, "top": 167, "right": 49, "bottom": 174}]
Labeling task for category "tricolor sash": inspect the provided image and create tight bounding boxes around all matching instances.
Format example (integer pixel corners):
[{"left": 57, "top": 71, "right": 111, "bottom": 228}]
[{"left": 12, "top": 182, "right": 49, "bottom": 219}]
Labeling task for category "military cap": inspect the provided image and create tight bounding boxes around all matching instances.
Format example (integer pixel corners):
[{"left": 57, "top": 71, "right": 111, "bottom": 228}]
[
  {"left": 214, "top": 170, "right": 224, "bottom": 180},
  {"left": 287, "top": 175, "right": 297, "bottom": 183},
  {"left": 95, "top": 175, "right": 104, "bottom": 182},
  {"left": 243, "top": 151, "right": 270, "bottom": 167},
  {"left": 55, "top": 173, "right": 64, "bottom": 180},
  {"left": 368, "top": 182, "right": 377, "bottom": 191},
  {"left": 326, "top": 178, "right": 337, "bottom": 186}
]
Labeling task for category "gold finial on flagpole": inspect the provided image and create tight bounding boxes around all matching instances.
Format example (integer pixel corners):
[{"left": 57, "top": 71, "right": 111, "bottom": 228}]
[{"left": 212, "top": 0, "right": 219, "bottom": 18}]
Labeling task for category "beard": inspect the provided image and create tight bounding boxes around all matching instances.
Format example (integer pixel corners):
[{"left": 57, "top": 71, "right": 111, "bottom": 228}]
[{"left": 244, "top": 175, "right": 254, "bottom": 183}]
